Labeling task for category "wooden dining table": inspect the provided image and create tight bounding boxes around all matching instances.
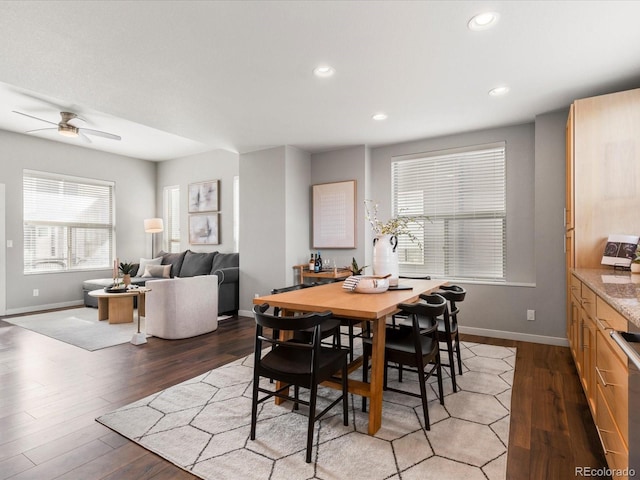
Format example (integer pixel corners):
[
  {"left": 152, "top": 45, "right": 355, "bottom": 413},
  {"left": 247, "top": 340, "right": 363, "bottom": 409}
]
[{"left": 252, "top": 277, "right": 447, "bottom": 435}]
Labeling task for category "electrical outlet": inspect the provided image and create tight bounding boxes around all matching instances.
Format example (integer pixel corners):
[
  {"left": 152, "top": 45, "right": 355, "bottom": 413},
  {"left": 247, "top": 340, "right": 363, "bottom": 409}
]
[
  {"left": 254, "top": 293, "right": 259, "bottom": 298},
  {"left": 527, "top": 309, "right": 535, "bottom": 321},
  {"left": 33, "top": 289, "right": 39, "bottom": 297}
]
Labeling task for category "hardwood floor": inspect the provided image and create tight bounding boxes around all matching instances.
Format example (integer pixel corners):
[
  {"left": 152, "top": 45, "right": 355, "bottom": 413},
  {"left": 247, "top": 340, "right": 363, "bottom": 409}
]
[{"left": 0, "top": 313, "right": 608, "bottom": 479}]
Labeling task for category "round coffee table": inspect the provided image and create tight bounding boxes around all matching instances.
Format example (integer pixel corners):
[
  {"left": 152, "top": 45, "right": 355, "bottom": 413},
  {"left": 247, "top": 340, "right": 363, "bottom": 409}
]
[{"left": 88, "top": 288, "right": 150, "bottom": 324}]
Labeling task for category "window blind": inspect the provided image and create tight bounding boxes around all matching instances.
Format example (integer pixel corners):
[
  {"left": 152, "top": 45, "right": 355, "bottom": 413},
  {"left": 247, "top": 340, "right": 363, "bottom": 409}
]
[
  {"left": 391, "top": 143, "right": 506, "bottom": 281},
  {"left": 23, "top": 170, "right": 115, "bottom": 274},
  {"left": 164, "top": 185, "right": 181, "bottom": 253}
]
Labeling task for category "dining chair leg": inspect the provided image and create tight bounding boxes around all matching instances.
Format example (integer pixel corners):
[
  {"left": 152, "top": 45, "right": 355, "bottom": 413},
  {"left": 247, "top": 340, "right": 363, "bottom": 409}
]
[
  {"left": 342, "top": 358, "right": 349, "bottom": 425},
  {"left": 436, "top": 351, "right": 445, "bottom": 405},
  {"left": 455, "top": 334, "right": 463, "bottom": 375},
  {"left": 416, "top": 356, "right": 431, "bottom": 430},
  {"left": 306, "top": 384, "right": 318, "bottom": 463},
  {"left": 447, "top": 339, "right": 458, "bottom": 392},
  {"left": 294, "top": 385, "right": 300, "bottom": 410},
  {"left": 362, "top": 350, "right": 369, "bottom": 413},
  {"left": 250, "top": 371, "right": 260, "bottom": 440},
  {"left": 348, "top": 323, "right": 354, "bottom": 362}
]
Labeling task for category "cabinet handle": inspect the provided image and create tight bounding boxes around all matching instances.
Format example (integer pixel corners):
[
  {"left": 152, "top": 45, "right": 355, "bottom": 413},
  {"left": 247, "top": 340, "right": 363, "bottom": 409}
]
[
  {"left": 596, "top": 318, "right": 612, "bottom": 331},
  {"left": 595, "top": 366, "right": 618, "bottom": 387},
  {"left": 595, "top": 427, "right": 622, "bottom": 456},
  {"left": 563, "top": 208, "right": 566, "bottom": 227}
]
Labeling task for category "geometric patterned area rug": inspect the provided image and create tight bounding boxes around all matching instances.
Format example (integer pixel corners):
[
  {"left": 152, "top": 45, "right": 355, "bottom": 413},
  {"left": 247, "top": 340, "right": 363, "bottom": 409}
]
[{"left": 97, "top": 341, "right": 515, "bottom": 480}]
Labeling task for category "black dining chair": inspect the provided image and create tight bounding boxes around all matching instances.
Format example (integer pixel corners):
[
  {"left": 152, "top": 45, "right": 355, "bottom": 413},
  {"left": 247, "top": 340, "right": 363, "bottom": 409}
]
[
  {"left": 270, "top": 284, "right": 342, "bottom": 347},
  {"left": 250, "top": 303, "right": 349, "bottom": 463},
  {"left": 361, "top": 293, "right": 446, "bottom": 430},
  {"left": 433, "top": 285, "right": 466, "bottom": 392}
]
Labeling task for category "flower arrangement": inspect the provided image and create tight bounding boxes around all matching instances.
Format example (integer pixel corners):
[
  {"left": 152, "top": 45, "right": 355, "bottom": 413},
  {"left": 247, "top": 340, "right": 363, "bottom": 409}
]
[
  {"left": 364, "top": 200, "right": 427, "bottom": 245},
  {"left": 633, "top": 245, "right": 640, "bottom": 264}
]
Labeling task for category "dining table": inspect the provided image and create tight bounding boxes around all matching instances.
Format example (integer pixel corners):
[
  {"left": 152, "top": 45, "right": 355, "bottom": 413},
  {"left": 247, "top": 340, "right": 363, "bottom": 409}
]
[{"left": 252, "top": 277, "right": 447, "bottom": 435}]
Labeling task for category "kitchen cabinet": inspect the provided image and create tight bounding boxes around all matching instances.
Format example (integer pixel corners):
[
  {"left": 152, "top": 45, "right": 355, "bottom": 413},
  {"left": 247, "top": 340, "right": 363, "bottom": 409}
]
[{"left": 566, "top": 87, "right": 640, "bottom": 478}]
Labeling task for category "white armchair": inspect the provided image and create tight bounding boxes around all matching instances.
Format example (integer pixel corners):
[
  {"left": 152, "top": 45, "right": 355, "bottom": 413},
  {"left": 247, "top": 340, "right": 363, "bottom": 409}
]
[{"left": 145, "top": 275, "right": 219, "bottom": 339}]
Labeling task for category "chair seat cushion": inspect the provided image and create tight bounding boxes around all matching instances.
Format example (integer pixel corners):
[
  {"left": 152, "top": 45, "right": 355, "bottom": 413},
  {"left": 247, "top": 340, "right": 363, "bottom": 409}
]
[
  {"left": 437, "top": 318, "right": 458, "bottom": 334},
  {"left": 261, "top": 343, "right": 345, "bottom": 380},
  {"left": 363, "top": 326, "right": 436, "bottom": 356}
]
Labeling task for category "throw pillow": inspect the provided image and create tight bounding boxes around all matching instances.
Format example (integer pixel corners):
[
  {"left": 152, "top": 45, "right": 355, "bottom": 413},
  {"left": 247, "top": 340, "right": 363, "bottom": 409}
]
[
  {"left": 158, "top": 250, "right": 188, "bottom": 277},
  {"left": 141, "top": 264, "right": 172, "bottom": 278},
  {"left": 179, "top": 251, "right": 215, "bottom": 277},
  {"left": 137, "top": 257, "right": 162, "bottom": 277}
]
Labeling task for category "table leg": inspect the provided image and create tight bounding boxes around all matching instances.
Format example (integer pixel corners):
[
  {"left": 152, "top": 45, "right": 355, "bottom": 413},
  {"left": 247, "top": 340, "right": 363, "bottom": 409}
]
[
  {"left": 108, "top": 296, "right": 134, "bottom": 324},
  {"left": 368, "top": 316, "right": 386, "bottom": 435},
  {"left": 97, "top": 297, "right": 109, "bottom": 321}
]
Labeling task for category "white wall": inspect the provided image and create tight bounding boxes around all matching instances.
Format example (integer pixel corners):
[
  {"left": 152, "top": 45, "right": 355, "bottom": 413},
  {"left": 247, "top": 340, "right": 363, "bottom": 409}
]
[
  {"left": 156, "top": 149, "right": 239, "bottom": 254},
  {"left": 0, "top": 130, "right": 156, "bottom": 314}
]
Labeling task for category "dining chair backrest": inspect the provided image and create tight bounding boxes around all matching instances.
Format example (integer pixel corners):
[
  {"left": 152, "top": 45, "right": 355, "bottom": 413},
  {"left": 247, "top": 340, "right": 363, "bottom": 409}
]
[{"left": 398, "top": 293, "right": 447, "bottom": 338}]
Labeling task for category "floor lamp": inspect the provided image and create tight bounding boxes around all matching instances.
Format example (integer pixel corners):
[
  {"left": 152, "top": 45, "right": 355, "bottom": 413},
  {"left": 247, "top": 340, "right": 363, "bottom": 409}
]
[{"left": 144, "top": 218, "right": 164, "bottom": 258}]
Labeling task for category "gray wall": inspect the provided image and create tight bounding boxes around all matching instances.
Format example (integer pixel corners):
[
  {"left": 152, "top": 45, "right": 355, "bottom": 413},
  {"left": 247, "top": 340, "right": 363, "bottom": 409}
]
[
  {"left": 238, "top": 146, "right": 314, "bottom": 312},
  {"left": 310, "top": 145, "right": 370, "bottom": 273},
  {"left": 0, "top": 129, "right": 156, "bottom": 314},
  {"left": 156, "top": 149, "right": 239, "bottom": 254},
  {"left": 369, "top": 119, "right": 567, "bottom": 343}
]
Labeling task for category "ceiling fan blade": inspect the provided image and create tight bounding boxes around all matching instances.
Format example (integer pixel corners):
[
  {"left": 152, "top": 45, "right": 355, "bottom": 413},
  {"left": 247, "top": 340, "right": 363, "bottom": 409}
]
[
  {"left": 79, "top": 128, "right": 121, "bottom": 141},
  {"left": 13, "top": 110, "right": 58, "bottom": 126},
  {"left": 25, "top": 127, "right": 57, "bottom": 134},
  {"left": 78, "top": 131, "right": 92, "bottom": 144}
]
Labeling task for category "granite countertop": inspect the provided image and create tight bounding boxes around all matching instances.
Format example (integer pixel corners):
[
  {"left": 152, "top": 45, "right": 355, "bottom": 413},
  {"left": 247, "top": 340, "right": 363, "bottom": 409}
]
[{"left": 572, "top": 268, "right": 640, "bottom": 329}]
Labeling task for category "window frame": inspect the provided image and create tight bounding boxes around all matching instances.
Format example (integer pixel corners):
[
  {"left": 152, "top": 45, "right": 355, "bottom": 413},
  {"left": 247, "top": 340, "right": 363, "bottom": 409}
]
[
  {"left": 23, "top": 169, "right": 116, "bottom": 275},
  {"left": 391, "top": 142, "right": 507, "bottom": 282}
]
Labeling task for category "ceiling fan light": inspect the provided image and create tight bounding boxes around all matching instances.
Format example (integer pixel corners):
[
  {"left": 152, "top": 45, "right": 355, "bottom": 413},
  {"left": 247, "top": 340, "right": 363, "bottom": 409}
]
[{"left": 58, "top": 125, "right": 79, "bottom": 137}]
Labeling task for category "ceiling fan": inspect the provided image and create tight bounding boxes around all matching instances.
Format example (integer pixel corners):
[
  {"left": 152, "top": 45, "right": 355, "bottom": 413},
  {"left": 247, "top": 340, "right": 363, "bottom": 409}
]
[{"left": 12, "top": 110, "right": 121, "bottom": 143}]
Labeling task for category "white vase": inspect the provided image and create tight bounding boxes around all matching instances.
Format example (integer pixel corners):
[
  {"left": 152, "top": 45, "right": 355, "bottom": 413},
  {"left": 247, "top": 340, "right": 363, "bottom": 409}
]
[{"left": 373, "top": 234, "right": 399, "bottom": 286}]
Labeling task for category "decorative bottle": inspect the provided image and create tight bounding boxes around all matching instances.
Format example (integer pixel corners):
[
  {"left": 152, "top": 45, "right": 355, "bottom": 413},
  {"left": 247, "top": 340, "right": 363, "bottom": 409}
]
[
  {"left": 309, "top": 253, "right": 315, "bottom": 271},
  {"left": 315, "top": 251, "right": 322, "bottom": 273}
]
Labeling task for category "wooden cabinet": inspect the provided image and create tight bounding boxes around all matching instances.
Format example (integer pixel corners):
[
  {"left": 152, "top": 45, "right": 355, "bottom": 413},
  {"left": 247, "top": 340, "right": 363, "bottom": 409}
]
[
  {"left": 572, "top": 88, "right": 640, "bottom": 268},
  {"left": 568, "top": 273, "right": 629, "bottom": 477},
  {"left": 566, "top": 88, "right": 639, "bottom": 476}
]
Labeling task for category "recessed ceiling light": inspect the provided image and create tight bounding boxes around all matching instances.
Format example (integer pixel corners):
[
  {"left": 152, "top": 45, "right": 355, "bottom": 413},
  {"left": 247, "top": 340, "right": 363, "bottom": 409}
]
[
  {"left": 488, "top": 86, "right": 509, "bottom": 96},
  {"left": 468, "top": 12, "right": 499, "bottom": 31},
  {"left": 313, "top": 65, "right": 335, "bottom": 77},
  {"left": 372, "top": 113, "right": 388, "bottom": 121}
]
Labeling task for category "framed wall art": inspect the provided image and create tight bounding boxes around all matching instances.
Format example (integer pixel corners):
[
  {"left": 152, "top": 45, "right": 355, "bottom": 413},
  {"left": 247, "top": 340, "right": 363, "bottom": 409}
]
[
  {"left": 189, "top": 213, "right": 219, "bottom": 245},
  {"left": 312, "top": 180, "right": 356, "bottom": 249},
  {"left": 189, "top": 180, "right": 219, "bottom": 212}
]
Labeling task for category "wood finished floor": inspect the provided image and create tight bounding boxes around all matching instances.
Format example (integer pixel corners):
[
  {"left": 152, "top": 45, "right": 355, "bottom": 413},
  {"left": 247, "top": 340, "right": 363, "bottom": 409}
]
[{"left": 0, "top": 311, "right": 608, "bottom": 479}]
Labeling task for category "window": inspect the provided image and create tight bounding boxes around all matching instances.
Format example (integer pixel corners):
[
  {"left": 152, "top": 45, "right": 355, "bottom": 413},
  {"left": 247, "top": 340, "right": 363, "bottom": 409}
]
[
  {"left": 23, "top": 170, "right": 115, "bottom": 274},
  {"left": 163, "top": 185, "right": 181, "bottom": 253},
  {"left": 391, "top": 143, "right": 506, "bottom": 281}
]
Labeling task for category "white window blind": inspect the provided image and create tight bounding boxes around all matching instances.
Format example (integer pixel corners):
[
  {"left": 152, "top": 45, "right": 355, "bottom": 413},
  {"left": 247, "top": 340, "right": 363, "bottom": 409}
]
[
  {"left": 23, "top": 170, "right": 115, "bottom": 274},
  {"left": 163, "top": 185, "right": 181, "bottom": 253},
  {"left": 391, "top": 143, "right": 506, "bottom": 281}
]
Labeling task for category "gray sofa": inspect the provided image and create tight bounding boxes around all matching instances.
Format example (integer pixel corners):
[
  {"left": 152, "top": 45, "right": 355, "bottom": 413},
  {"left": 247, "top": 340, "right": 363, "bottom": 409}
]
[{"left": 82, "top": 250, "right": 239, "bottom": 315}]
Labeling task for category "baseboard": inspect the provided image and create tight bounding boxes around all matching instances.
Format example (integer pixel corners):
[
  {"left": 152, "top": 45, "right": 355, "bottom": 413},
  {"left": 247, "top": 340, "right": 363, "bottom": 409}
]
[
  {"left": 4, "top": 300, "right": 85, "bottom": 317},
  {"left": 238, "top": 309, "right": 253, "bottom": 318},
  {"left": 459, "top": 325, "right": 569, "bottom": 346}
]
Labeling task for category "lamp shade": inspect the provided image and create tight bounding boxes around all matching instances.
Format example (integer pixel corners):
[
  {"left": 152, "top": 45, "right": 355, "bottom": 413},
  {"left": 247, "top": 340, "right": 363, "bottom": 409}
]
[{"left": 144, "top": 218, "right": 164, "bottom": 233}]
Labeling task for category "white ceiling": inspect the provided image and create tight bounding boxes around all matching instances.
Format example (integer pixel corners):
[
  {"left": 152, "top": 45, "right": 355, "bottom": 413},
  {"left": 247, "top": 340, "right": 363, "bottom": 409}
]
[{"left": 1, "top": 0, "right": 639, "bottom": 161}]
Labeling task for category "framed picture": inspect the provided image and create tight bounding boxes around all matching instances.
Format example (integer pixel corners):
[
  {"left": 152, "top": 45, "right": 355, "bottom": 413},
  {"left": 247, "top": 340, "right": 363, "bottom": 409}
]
[
  {"left": 189, "top": 213, "right": 219, "bottom": 245},
  {"left": 189, "top": 180, "right": 219, "bottom": 212},
  {"left": 312, "top": 180, "right": 356, "bottom": 249}
]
